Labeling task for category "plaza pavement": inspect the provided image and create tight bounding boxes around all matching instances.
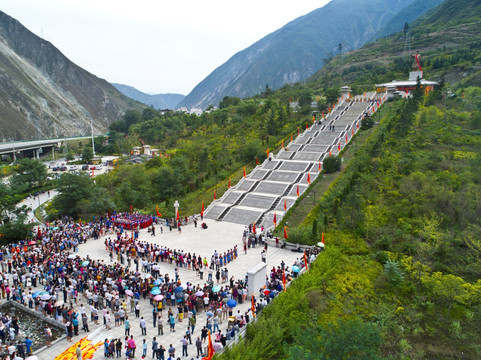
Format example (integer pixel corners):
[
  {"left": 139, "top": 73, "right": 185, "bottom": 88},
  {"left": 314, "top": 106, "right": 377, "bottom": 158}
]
[{"left": 36, "top": 220, "right": 304, "bottom": 360}]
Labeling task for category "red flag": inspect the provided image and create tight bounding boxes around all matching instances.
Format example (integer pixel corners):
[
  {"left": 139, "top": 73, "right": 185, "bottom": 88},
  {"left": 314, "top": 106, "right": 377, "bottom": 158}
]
[
  {"left": 282, "top": 269, "right": 286, "bottom": 292},
  {"left": 346, "top": 134, "right": 348, "bottom": 144},
  {"left": 243, "top": 167, "right": 246, "bottom": 178},
  {"left": 202, "top": 331, "right": 215, "bottom": 360},
  {"left": 252, "top": 222, "right": 256, "bottom": 234},
  {"left": 284, "top": 226, "right": 288, "bottom": 239},
  {"left": 273, "top": 212, "right": 277, "bottom": 227},
  {"left": 214, "top": 190, "right": 216, "bottom": 200},
  {"left": 329, "top": 149, "right": 332, "bottom": 156},
  {"left": 338, "top": 141, "right": 341, "bottom": 152},
  {"left": 297, "top": 126, "right": 300, "bottom": 135},
  {"left": 176, "top": 209, "right": 180, "bottom": 221},
  {"left": 352, "top": 128, "right": 354, "bottom": 136},
  {"left": 228, "top": 178, "right": 231, "bottom": 188},
  {"left": 156, "top": 206, "right": 162, "bottom": 217},
  {"left": 319, "top": 161, "right": 322, "bottom": 172},
  {"left": 312, "top": 115, "right": 315, "bottom": 123},
  {"left": 282, "top": 139, "right": 284, "bottom": 149},
  {"left": 303, "top": 251, "right": 308, "bottom": 271},
  {"left": 357, "top": 122, "right": 359, "bottom": 129},
  {"left": 284, "top": 198, "right": 287, "bottom": 210},
  {"left": 322, "top": 232, "right": 325, "bottom": 244},
  {"left": 251, "top": 295, "right": 256, "bottom": 318},
  {"left": 289, "top": 97, "right": 292, "bottom": 103},
  {"left": 266, "top": 148, "right": 270, "bottom": 157},
  {"left": 130, "top": 204, "right": 133, "bottom": 212},
  {"left": 307, "top": 172, "right": 311, "bottom": 184},
  {"left": 306, "top": 122, "right": 309, "bottom": 130},
  {"left": 291, "top": 133, "right": 293, "bottom": 142},
  {"left": 296, "top": 185, "right": 299, "bottom": 197},
  {"left": 201, "top": 201, "right": 204, "bottom": 217},
  {"left": 256, "top": 156, "right": 259, "bottom": 165}
]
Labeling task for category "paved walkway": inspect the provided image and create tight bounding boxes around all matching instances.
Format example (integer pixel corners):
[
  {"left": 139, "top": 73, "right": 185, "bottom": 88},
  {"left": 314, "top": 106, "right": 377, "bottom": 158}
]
[
  {"left": 32, "top": 220, "right": 303, "bottom": 360},
  {"left": 15, "top": 190, "right": 58, "bottom": 224},
  {"left": 205, "top": 93, "right": 382, "bottom": 228}
]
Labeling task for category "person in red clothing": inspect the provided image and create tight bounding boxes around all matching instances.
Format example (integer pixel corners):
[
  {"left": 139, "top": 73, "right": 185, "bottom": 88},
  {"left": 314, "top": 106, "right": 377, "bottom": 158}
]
[{"left": 127, "top": 335, "right": 136, "bottom": 357}]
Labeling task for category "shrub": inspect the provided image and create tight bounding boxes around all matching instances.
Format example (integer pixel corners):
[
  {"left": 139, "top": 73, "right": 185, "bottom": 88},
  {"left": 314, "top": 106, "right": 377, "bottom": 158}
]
[
  {"left": 323, "top": 156, "right": 342, "bottom": 173},
  {"left": 361, "top": 116, "right": 374, "bottom": 130}
]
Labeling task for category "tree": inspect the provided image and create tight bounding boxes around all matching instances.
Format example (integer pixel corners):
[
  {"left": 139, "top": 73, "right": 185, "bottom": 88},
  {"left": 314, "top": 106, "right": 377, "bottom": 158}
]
[
  {"left": 123, "top": 109, "right": 142, "bottom": 130},
  {"left": 12, "top": 158, "right": 48, "bottom": 190},
  {"left": 219, "top": 96, "right": 241, "bottom": 109},
  {"left": 142, "top": 107, "right": 158, "bottom": 121},
  {"left": 383, "top": 260, "right": 405, "bottom": 287},
  {"left": 324, "top": 87, "right": 341, "bottom": 105},
  {"left": 323, "top": 156, "right": 341, "bottom": 173},
  {"left": 361, "top": 116, "right": 374, "bottom": 130},
  {"left": 0, "top": 183, "right": 16, "bottom": 223},
  {"left": 50, "top": 173, "right": 94, "bottom": 218},
  {"left": 81, "top": 146, "right": 94, "bottom": 163},
  {"left": 66, "top": 150, "right": 75, "bottom": 162},
  {"left": 0, "top": 211, "right": 33, "bottom": 244},
  {"left": 263, "top": 84, "right": 273, "bottom": 97}
]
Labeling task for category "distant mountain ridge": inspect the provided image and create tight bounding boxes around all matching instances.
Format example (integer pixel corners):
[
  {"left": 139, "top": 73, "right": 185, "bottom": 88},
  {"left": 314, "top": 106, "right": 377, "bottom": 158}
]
[
  {"left": 374, "top": 0, "right": 444, "bottom": 38},
  {"left": 179, "top": 0, "right": 444, "bottom": 110},
  {"left": 112, "top": 83, "right": 184, "bottom": 110},
  {"left": 0, "top": 11, "right": 143, "bottom": 141}
]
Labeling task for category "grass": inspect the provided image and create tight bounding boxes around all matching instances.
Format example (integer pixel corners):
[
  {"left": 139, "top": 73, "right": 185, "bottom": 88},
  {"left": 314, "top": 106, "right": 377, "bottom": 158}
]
[{"left": 285, "top": 125, "right": 375, "bottom": 228}]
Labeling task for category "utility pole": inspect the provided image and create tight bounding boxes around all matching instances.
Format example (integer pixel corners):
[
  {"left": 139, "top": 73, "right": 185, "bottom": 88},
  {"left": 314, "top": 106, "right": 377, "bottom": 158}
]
[{"left": 91, "top": 120, "right": 96, "bottom": 159}]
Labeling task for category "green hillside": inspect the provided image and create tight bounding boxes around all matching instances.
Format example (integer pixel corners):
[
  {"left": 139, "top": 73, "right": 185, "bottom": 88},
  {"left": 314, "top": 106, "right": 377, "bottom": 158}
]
[
  {"left": 308, "top": 0, "right": 481, "bottom": 92},
  {"left": 215, "top": 0, "right": 481, "bottom": 359}
]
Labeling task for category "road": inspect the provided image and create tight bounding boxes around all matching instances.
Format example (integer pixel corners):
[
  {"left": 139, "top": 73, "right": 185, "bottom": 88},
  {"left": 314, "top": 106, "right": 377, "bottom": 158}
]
[{"left": 16, "top": 189, "right": 58, "bottom": 224}]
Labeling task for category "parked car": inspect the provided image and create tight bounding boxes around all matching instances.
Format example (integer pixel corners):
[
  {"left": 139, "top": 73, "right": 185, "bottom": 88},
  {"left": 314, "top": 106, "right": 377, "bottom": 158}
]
[
  {"left": 90, "top": 166, "right": 96, "bottom": 170},
  {"left": 69, "top": 165, "right": 77, "bottom": 171},
  {"left": 59, "top": 166, "right": 67, "bottom": 171},
  {"left": 81, "top": 165, "right": 89, "bottom": 171},
  {"left": 52, "top": 167, "right": 59, "bottom": 172},
  {"left": 95, "top": 164, "right": 103, "bottom": 170}
]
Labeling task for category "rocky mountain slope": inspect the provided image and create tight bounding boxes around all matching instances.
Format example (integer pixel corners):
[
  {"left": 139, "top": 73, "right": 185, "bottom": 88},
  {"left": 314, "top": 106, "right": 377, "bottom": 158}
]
[
  {"left": 112, "top": 83, "right": 184, "bottom": 110},
  {"left": 0, "top": 11, "right": 143, "bottom": 141},
  {"left": 178, "top": 0, "right": 444, "bottom": 110}
]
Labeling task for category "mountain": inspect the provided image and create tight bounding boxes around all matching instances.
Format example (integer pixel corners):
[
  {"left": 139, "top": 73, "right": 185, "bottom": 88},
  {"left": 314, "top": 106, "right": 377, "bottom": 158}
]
[
  {"left": 112, "top": 83, "right": 184, "bottom": 110},
  {"left": 178, "top": 0, "right": 443, "bottom": 110},
  {"left": 374, "top": 0, "right": 445, "bottom": 38},
  {"left": 0, "top": 11, "right": 143, "bottom": 141},
  {"left": 308, "top": 0, "right": 481, "bottom": 89}
]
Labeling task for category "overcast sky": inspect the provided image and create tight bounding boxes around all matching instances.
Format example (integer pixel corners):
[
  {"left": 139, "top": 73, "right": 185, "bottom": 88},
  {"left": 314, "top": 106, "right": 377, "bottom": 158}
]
[{"left": 1, "top": 0, "right": 329, "bottom": 95}]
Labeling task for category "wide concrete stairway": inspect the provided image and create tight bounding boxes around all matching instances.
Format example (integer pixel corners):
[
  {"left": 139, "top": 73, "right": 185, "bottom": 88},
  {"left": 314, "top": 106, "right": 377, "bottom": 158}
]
[{"left": 204, "top": 92, "right": 384, "bottom": 227}]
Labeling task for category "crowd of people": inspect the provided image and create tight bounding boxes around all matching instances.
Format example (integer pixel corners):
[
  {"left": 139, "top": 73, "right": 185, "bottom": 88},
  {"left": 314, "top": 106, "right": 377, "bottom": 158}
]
[
  {"left": 111, "top": 213, "right": 153, "bottom": 230},
  {"left": 0, "top": 212, "right": 319, "bottom": 360}
]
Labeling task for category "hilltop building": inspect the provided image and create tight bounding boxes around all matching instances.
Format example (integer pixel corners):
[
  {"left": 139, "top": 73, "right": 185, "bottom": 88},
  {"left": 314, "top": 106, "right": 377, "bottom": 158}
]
[{"left": 376, "top": 71, "right": 437, "bottom": 94}]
